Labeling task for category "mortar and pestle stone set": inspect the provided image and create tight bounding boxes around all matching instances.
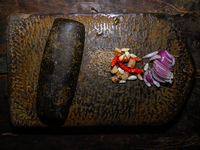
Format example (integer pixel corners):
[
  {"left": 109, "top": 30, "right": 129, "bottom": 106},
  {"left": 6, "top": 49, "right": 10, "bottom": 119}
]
[{"left": 7, "top": 13, "right": 195, "bottom": 127}]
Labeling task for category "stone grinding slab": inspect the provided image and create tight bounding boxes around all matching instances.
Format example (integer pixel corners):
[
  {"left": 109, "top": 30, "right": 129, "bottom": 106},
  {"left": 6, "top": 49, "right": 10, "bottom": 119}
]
[{"left": 7, "top": 13, "right": 195, "bottom": 127}]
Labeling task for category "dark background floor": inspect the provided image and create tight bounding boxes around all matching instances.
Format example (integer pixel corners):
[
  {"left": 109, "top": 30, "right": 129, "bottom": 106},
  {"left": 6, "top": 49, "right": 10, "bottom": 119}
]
[{"left": 0, "top": 0, "right": 200, "bottom": 149}]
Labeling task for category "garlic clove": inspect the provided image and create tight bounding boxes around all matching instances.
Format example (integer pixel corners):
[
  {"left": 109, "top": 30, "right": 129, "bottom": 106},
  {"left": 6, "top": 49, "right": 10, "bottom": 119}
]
[
  {"left": 118, "top": 67, "right": 124, "bottom": 74},
  {"left": 137, "top": 74, "right": 143, "bottom": 80},
  {"left": 118, "top": 54, "right": 125, "bottom": 60},
  {"left": 121, "top": 48, "right": 130, "bottom": 52},
  {"left": 128, "top": 75, "right": 137, "bottom": 80},
  {"left": 125, "top": 51, "right": 130, "bottom": 58},
  {"left": 130, "top": 54, "right": 137, "bottom": 58},
  {"left": 144, "top": 63, "right": 149, "bottom": 71},
  {"left": 110, "top": 65, "right": 119, "bottom": 74},
  {"left": 119, "top": 80, "right": 126, "bottom": 84}
]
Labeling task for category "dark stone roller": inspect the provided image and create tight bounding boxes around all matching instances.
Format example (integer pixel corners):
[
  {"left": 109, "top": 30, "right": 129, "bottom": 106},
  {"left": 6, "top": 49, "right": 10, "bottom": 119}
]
[{"left": 37, "top": 18, "right": 85, "bottom": 125}]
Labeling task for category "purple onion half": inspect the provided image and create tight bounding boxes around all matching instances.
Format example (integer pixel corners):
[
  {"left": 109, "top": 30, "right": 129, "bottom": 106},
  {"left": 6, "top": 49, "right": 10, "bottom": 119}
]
[{"left": 143, "top": 49, "right": 175, "bottom": 87}]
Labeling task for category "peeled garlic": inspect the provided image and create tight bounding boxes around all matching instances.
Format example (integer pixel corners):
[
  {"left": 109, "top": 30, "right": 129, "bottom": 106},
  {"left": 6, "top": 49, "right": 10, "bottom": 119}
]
[
  {"left": 144, "top": 63, "right": 149, "bottom": 71},
  {"left": 118, "top": 54, "right": 125, "bottom": 60},
  {"left": 118, "top": 67, "right": 124, "bottom": 74},
  {"left": 121, "top": 48, "right": 130, "bottom": 52},
  {"left": 128, "top": 75, "right": 137, "bottom": 80},
  {"left": 130, "top": 54, "right": 137, "bottom": 58},
  {"left": 110, "top": 65, "right": 118, "bottom": 74},
  {"left": 137, "top": 74, "right": 143, "bottom": 80},
  {"left": 119, "top": 80, "right": 126, "bottom": 84},
  {"left": 125, "top": 51, "right": 130, "bottom": 58}
]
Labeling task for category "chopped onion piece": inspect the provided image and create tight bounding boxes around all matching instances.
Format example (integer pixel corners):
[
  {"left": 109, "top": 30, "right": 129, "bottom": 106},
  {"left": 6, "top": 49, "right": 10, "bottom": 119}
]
[
  {"left": 153, "top": 60, "right": 173, "bottom": 79},
  {"left": 144, "top": 70, "right": 153, "bottom": 87},
  {"left": 151, "top": 68, "right": 165, "bottom": 83},
  {"left": 144, "top": 79, "right": 151, "bottom": 87},
  {"left": 143, "top": 49, "right": 175, "bottom": 87},
  {"left": 149, "top": 55, "right": 161, "bottom": 61},
  {"left": 164, "top": 50, "right": 173, "bottom": 60},
  {"left": 152, "top": 78, "right": 160, "bottom": 87},
  {"left": 146, "top": 69, "right": 161, "bottom": 87},
  {"left": 165, "top": 79, "right": 173, "bottom": 84},
  {"left": 146, "top": 74, "right": 153, "bottom": 83},
  {"left": 153, "top": 66, "right": 173, "bottom": 80},
  {"left": 142, "top": 51, "right": 158, "bottom": 59},
  {"left": 154, "top": 60, "right": 171, "bottom": 71},
  {"left": 157, "top": 49, "right": 175, "bottom": 67},
  {"left": 170, "top": 54, "right": 175, "bottom": 66}
]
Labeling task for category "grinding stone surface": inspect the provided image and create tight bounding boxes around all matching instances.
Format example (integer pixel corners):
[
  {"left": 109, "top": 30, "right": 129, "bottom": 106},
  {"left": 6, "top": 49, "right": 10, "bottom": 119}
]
[{"left": 7, "top": 13, "right": 195, "bottom": 127}]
